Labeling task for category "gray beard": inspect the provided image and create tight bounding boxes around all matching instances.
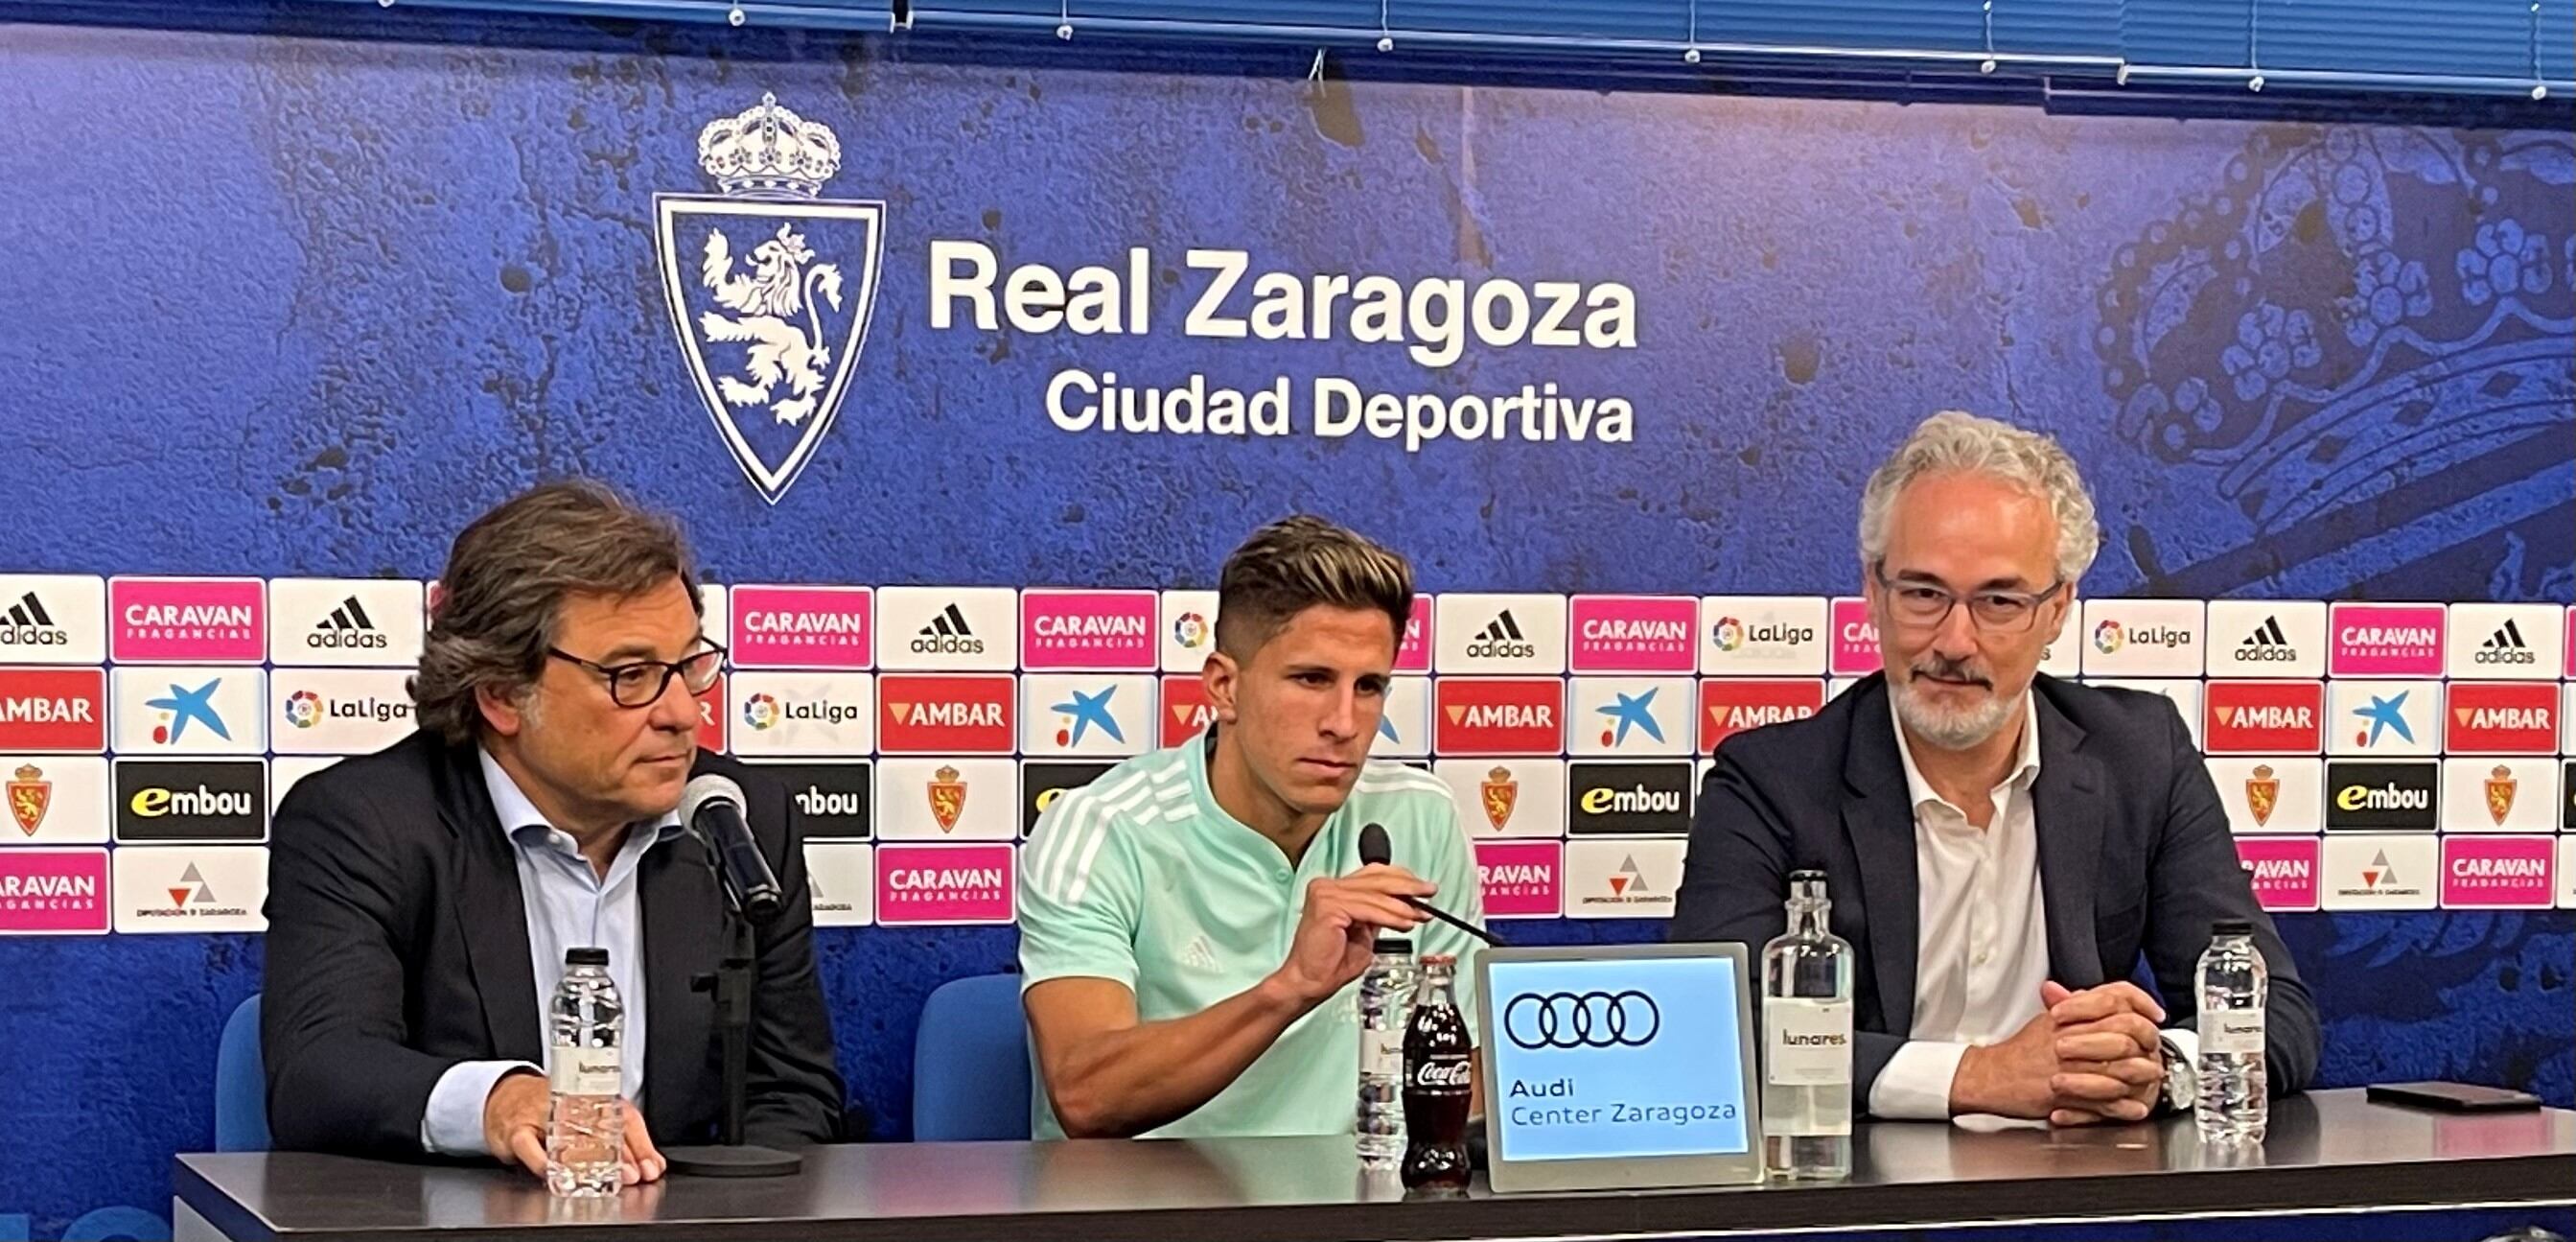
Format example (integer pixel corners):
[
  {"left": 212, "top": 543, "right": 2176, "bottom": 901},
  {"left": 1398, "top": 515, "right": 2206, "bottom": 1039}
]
[{"left": 1890, "top": 675, "right": 2016, "bottom": 751}]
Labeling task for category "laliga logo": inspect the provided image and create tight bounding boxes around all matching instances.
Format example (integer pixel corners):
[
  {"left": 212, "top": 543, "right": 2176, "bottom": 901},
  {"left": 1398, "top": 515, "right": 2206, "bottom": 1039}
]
[
  {"left": 1504, "top": 991, "right": 1659, "bottom": 1049},
  {"left": 1171, "top": 612, "right": 1211, "bottom": 650},
  {"left": 1711, "top": 617, "right": 1746, "bottom": 651},
  {"left": 742, "top": 692, "right": 782, "bottom": 730},
  {"left": 2092, "top": 620, "right": 2125, "bottom": 654},
  {"left": 282, "top": 691, "right": 322, "bottom": 730}
]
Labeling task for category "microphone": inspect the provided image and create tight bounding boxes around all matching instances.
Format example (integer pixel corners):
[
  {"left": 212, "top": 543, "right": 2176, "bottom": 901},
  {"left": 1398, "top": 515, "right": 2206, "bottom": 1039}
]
[
  {"left": 683, "top": 774, "right": 783, "bottom": 925},
  {"left": 1358, "top": 822, "right": 1499, "bottom": 947}
]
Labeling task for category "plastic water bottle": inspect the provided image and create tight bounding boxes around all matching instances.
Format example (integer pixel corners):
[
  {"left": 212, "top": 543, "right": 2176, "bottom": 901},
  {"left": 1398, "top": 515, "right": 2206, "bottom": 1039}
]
[
  {"left": 1761, "top": 870, "right": 1855, "bottom": 1180},
  {"left": 545, "top": 947, "right": 627, "bottom": 1197},
  {"left": 1357, "top": 936, "right": 1415, "bottom": 1170},
  {"left": 2194, "top": 918, "right": 2268, "bottom": 1143}
]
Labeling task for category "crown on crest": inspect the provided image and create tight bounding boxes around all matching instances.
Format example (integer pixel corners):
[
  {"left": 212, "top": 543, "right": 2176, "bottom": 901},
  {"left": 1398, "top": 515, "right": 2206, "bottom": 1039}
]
[{"left": 697, "top": 93, "right": 842, "bottom": 199}]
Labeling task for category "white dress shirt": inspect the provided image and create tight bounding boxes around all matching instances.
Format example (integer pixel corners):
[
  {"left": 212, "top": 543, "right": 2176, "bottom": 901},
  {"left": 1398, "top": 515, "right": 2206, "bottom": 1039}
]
[
  {"left": 1869, "top": 696, "right": 2194, "bottom": 1121},
  {"left": 1868, "top": 695, "right": 2053, "bottom": 1120}
]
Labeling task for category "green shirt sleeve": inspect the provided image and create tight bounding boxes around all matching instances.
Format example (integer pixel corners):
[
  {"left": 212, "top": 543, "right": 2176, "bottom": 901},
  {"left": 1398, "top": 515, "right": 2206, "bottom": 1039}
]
[{"left": 1016, "top": 787, "right": 1142, "bottom": 993}]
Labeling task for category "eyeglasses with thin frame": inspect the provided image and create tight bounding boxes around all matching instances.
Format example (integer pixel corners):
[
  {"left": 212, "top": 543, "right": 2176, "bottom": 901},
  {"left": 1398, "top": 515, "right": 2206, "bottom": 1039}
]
[
  {"left": 546, "top": 643, "right": 727, "bottom": 709},
  {"left": 1872, "top": 565, "right": 2067, "bottom": 633}
]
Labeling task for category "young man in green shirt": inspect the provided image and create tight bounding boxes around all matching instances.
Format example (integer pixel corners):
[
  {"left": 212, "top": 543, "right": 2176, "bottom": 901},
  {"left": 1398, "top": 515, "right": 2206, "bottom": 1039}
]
[{"left": 1017, "top": 516, "right": 1486, "bottom": 1138}]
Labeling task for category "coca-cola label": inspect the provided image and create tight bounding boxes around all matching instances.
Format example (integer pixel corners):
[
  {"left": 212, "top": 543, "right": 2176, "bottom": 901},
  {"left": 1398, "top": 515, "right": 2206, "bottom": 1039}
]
[{"left": 1407, "top": 1055, "right": 1473, "bottom": 1090}]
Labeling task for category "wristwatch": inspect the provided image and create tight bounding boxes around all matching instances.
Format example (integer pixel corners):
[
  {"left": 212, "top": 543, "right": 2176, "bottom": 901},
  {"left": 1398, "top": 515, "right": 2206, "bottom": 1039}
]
[{"left": 2155, "top": 1035, "right": 2197, "bottom": 1114}]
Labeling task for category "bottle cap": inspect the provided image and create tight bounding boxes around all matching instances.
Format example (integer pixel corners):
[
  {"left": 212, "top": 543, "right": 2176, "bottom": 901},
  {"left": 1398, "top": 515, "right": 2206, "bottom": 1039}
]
[
  {"left": 1373, "top": 936, "right": 1414, "bottom": 954},
  {"left": 1787, "top": 868, "right": 1826, "bottom": 882},
  {"left": 566, "top": 946, "right": 610, "bottom": 967},
  {"left": 2211, "top": 918, "right": 2254, "bottom": 937},
  {"left": 1419, "top": 952, "right": 1456, "bottom": 968}
]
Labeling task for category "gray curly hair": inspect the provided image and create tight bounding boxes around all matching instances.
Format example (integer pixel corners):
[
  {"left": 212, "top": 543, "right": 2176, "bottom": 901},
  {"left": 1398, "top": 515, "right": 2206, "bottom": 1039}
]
[{"left": 1858, "top": 411, "right": 2101, "bottom": 585}]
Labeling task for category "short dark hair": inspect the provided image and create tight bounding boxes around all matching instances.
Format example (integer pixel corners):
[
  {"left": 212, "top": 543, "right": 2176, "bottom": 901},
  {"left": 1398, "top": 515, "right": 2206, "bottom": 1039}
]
[
  {"left": 1215, "top": 516, "right": 1413, "bottom": 659},
  {"left": 410, "top": 480, "right": 702, "bottom": 744}
]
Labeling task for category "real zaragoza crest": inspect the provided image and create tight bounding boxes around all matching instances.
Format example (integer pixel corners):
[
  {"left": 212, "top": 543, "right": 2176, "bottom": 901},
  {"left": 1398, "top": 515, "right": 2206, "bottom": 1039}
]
[{"left": 656, "top": 94, "right": 885, "bottom": 504}]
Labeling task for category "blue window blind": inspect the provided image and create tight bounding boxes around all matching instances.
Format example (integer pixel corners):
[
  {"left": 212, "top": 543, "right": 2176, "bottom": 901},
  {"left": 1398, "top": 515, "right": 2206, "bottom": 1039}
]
[
  {"left": 53, "top": 0, "right": 2574, "bottom": 95},
  {"left": 2123, "top": 0, "right": 2566, "bottom": 88}
]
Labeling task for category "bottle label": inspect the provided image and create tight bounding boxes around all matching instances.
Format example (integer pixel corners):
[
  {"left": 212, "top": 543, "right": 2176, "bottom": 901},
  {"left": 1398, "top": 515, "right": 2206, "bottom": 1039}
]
[
  {"left": 1362, "top": 1029, "right": 1403, "bottom": 1078},
  {"left": 1764, "top": 997, "right": 1853, "bottom": 1088},
  {"left": 549, "top": 1043, "right": 622, "bottom": 1097},
  {"left": 1407, "top": 1053, "right": 1472, "bottom": 1092},
  {"left": 2201, "top": 1011, "right": 2264, "bottom": 1056}
]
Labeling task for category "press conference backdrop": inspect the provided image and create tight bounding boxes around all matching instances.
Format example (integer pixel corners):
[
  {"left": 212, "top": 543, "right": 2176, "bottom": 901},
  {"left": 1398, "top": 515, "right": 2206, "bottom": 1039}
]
[{"left": 1, "top": 4, "right": 2572, "bottom": 1237}]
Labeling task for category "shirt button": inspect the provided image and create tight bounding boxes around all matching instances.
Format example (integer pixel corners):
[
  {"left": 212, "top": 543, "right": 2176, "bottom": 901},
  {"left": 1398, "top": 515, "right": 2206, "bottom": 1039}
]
[
  {"left": 1974, "top": 950, "right": 1991, "bottom": 966},
  {"left": 1276, "top": 869, "right": 1292, "bottom": 882}
]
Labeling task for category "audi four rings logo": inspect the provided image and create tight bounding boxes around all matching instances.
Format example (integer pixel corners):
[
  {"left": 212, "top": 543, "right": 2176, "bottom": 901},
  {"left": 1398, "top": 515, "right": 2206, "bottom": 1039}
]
[{"left": 1503, "top": 991, "right": 1660, "bottom": 1049}]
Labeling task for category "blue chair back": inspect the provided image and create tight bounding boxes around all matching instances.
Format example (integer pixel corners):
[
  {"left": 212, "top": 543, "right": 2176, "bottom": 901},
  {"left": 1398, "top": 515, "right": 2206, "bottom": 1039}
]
[
  {"left": 911, "top": 973, "right": 1032, "bottom": 1140},
  {"left": 215, "top": 994, "right": 270, "bottom": 1152}
]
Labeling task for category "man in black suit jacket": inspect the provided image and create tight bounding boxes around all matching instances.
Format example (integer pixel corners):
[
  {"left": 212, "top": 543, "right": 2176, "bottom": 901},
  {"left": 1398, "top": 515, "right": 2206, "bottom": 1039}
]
[
  {"left": 1674, "top": 412, "right": 2317, "bottom": 1125},
  {"left": 264, "top": 482, "right": 844, "bottom": 1181}
]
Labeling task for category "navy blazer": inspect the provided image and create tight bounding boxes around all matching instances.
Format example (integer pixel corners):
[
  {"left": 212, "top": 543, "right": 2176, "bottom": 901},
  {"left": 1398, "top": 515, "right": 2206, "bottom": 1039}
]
[
  {"left": 1670, "top": 673, "right": 2320, "bottom": 1110},
  {"left": 261, "top": 729, "right": 847, "bottom": 1158}
]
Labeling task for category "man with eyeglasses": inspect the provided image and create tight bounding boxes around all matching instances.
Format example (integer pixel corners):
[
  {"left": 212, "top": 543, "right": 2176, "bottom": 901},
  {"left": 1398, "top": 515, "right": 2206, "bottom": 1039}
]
[
  {"left": 1672, "top": 411, "right": 2316, "bottom": 1125},
  {"left": 263, "top": 481, "right": 845, "bottom": 1180}
]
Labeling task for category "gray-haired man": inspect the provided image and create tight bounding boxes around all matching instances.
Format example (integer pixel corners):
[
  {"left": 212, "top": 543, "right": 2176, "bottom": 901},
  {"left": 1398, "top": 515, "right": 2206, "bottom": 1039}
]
[{"left": 1672, "top": 411, "right": 2317, "bottom": 1125}]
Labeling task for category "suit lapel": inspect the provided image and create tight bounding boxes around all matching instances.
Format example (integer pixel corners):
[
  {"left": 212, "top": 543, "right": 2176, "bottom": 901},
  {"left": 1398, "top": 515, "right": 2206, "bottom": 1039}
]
[
  {"left": 639, "top": 814, "right": 723, "bottom": 1138},
  {"left": 1840, "top": 678, "right": 1922, "bottom": 1038},
  {"left": 2030, "top": 691, "right": 2107, "bottom": 989},
  {"left": 434, "top": 742, "right": 544, "bottom": 1062}
]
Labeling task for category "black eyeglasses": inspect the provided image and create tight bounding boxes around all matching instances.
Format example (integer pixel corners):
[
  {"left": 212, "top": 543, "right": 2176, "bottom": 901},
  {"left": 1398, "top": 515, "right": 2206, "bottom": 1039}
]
[
  {"left": 547, "top": 644, "right": 727, "bottom": 709},
  {"left": 1872, "top": 565, "right": 2067, "bottom": 633}
]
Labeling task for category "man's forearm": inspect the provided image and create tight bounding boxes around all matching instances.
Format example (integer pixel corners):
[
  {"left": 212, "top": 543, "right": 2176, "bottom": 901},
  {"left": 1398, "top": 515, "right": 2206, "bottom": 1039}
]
[{"left": 1041, "top": 975, "right": 1318, "bottom": 1137}]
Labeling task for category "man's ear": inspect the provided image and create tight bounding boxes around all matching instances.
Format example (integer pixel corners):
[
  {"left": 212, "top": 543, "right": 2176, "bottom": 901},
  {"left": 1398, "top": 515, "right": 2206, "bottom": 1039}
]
[
  {"left": 476, "top": 681, "right": 530, "bottom": 738},
  {"left": 1203, "top": 650, "right": 1242, "bottom": 725}
]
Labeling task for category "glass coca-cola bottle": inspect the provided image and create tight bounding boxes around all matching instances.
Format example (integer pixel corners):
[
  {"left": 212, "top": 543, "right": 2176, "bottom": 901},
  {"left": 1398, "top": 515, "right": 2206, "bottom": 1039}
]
[{"left": 1400, "top": 952, "right": 1473, "bottom": 1194}]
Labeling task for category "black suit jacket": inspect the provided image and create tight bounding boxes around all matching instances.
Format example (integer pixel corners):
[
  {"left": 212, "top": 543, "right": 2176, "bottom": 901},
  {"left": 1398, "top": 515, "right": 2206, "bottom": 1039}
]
[
  {"left": 1671, "top": 673, "right": 2319, "bottom": 1110},
  {"left": 262, "top": 730, "right": 846, "bottom": 1158}
]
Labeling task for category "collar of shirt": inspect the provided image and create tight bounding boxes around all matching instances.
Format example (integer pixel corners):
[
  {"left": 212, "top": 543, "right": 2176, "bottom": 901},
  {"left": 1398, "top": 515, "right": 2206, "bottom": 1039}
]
[
  {"left": 1184, "top": 724, "right": 1352, "bottom": 876},
  {"left": 476, "top": 747, "right": 686, "bottom": 857},
  {"left": 1889, "top": 691, "right": 2042, "bottom": 823}
]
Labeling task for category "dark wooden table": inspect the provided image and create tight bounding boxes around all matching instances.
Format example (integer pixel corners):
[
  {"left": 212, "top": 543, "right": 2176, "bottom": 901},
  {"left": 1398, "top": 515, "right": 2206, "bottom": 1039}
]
[{"left": 174, "top": 1090, "right": 2576, "bottom": 1242}]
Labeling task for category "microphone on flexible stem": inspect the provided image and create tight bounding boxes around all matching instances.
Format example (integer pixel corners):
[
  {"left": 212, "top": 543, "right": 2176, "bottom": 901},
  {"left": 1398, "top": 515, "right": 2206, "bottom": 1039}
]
[
  {"left": 1358, "top": 822, "right": 1500, "bottom": 947},
  {"left": 683, "top": 775, "right": 783, "bottom": 925}
]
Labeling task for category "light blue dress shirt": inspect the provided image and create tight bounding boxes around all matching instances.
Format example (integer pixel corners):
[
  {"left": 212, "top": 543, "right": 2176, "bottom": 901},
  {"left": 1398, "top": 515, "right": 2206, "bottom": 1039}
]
[{"left": 417, "top": 749, "right": 685, "bottom": 1156}]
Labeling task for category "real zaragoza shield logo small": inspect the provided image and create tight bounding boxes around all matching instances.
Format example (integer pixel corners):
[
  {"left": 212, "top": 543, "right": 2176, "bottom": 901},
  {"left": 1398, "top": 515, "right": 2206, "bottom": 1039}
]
[{"left": 656, "top": 94, "right": 885, "bottom": 504}]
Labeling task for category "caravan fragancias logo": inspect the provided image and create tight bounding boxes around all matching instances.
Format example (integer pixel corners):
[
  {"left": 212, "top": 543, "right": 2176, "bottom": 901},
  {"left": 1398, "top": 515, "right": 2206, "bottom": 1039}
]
[{"left": 657, "top": 94, "right": 887, "bottom": 504}]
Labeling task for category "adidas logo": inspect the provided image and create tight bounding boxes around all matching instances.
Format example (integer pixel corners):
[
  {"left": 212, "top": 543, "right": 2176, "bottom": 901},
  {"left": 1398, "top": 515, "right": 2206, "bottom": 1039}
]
[
  {"left": 0, "top": 591, "right": 67, "bottom": 648},
  {"left": 307, "top": 596, "right": 387, "bottom": 650},
  {"left": 2232, "top": 615, "right": 2297, "bottom": 663},
  {"left": 2473, "top": 619, "right": 2536, "bottom": 666},
  {"left": 1465, "top": 610, "right": 1537, "bottom": 660},
  {"left": 910, "top": 603, "right": 985, "bottom": 655}
]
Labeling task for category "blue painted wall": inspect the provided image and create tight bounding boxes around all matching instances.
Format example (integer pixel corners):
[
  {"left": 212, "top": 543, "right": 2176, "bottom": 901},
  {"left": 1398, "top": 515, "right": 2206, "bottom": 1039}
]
[{"left": 0, "top": 6, "right": 2569, "bottom": 1237}]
